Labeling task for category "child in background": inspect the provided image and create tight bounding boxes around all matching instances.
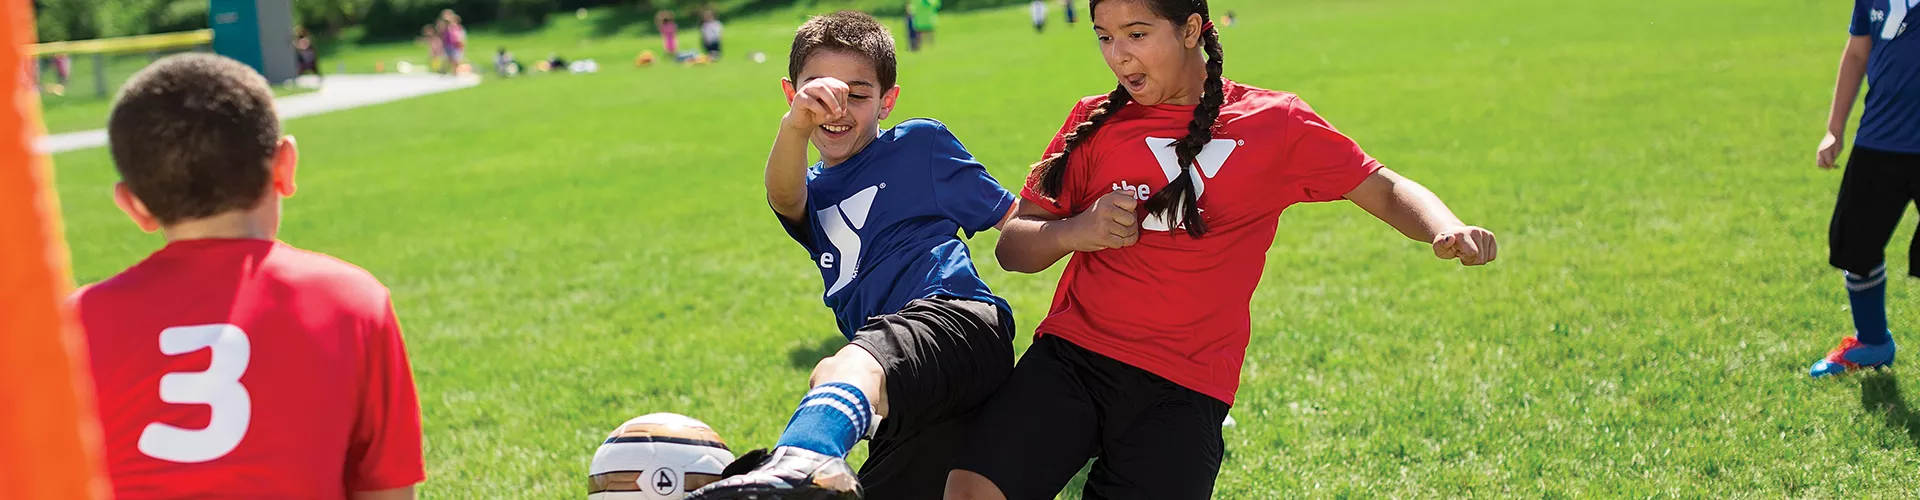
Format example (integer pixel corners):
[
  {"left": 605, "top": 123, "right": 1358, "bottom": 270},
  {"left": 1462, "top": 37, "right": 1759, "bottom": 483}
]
[
  {"left": 911, "top": 0, "right": 939, "bottom": 47},
  {"left": 420, "top": 25, "right": 442, "bottom": 73},
  {"left": 1063, "top": 0, "right": 1077, "bottom": 25},
  {"left": 700, "top": 8, "right": 725, "bottom": 60},
  {"left": 657, "top": 10, "right": 681, "bottom": 58},
  {"left": 1031, "top": 1, "right": 1049, "bottom": 33},
  {"left": 439, "top": 10, "right": 467, "bottom": 75},
  {"left": 904, "top": 3, "right": 922, "bottom": 52}
]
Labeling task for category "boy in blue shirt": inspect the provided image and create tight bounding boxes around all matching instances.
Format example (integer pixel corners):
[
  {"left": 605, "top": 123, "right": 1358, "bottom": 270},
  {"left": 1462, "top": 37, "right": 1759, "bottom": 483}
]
[
  {"left": 690, "top": 11, "right": 1017, "bottom": 499},
  {"left": 1811, "top": 0, "right": 1920, "bottom": 376}
]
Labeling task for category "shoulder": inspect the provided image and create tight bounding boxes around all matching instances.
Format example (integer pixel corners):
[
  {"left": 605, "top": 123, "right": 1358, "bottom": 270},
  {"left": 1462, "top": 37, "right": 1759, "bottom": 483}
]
[
  {"left": 888, "top": 118, "right": 962, "bottom": 146},
  {"left": 1072, "top": 94, "right": 1110, "bottom": 117},
  {"left": 1222, "top": 80, "right": 1304, "bottom": 115},
  {"left": 266, "top": 243, "right": 393, "bottom": 314}
]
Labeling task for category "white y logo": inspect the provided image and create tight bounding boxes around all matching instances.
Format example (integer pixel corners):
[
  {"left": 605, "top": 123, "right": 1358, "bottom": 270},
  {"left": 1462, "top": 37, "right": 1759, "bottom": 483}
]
[
  {"left": 1885, "top": 0, "right": 1916, "bottom": 40},
  {"left": 818, "top": 185, "right": 880, "bottom": 296},
  {"left": 1141, "top": 137, "right": 1238, "bottom": 231}
]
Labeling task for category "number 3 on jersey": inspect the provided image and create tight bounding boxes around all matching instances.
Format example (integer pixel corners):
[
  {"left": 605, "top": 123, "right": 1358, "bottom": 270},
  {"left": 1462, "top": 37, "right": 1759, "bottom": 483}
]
[{"left": 138, "top": 324, "right": 251, "bottom": 463}]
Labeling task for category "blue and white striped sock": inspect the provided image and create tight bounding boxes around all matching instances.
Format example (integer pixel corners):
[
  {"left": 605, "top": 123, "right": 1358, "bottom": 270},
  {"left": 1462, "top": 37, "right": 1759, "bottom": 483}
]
[
  {"left": 1847, "top": 265, "right": 1892, "bottom": 346},
  {"left": 772, "top": 382, "right": 871, "bottom": 458}
]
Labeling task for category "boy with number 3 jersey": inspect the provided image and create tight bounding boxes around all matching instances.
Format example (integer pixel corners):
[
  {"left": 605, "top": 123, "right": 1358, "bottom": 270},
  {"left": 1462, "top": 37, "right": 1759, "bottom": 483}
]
[{"left": 71, "top": 54, "right": 425, "bottom": 499}]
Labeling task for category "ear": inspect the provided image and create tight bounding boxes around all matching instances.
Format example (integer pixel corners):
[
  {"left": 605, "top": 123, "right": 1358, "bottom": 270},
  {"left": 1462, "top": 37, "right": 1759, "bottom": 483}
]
[
  {"left": 877, "top": 85, "right": 901, "bottom": 120},
  {"left": 112, "top": 182, "right": 161, "bottom": 233},
  {"left": 1183, "top": 13, "right": 1205, "bottom": 49},
  {"left": 782, "top": 78, "right": 798, "bottom": 103},
  {"left": 270, "top": 135, "right": 299, "bottom": 198}
]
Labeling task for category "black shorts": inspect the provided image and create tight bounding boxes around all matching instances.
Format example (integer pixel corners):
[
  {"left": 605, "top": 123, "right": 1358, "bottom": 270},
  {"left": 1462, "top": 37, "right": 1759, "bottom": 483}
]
[
  {"left": 953, "top": 335, "right": 1230, "bottom": 500},
  {"left": 848, "top": 297, "right": 1016, "bottom": 499},
  {"left": 1830, "top": 146, "right": 1920, "bottom": 277},
  {"left": 704, "top": 40, "right": 722, "bottom": 58}
]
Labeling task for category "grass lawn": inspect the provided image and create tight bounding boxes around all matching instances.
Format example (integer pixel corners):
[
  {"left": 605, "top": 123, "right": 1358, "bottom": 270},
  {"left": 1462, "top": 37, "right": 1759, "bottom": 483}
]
[{"left": 46, "top": 0, "right": 1920, "bottom": 496}]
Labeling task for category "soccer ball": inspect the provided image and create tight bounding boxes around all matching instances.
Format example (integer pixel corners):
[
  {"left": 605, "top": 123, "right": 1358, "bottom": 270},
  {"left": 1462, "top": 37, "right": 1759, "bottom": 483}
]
[{"left": 588, "top": 413, "right": 735, "bottom": 499}]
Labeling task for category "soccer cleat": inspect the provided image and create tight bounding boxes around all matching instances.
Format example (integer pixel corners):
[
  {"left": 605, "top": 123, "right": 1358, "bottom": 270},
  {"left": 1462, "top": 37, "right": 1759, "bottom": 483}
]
[
  {"left": 685, "top": 446, "right": 861, "bottom": 500},
  {"left": 1810, "top": 336, "right": 1897, "bottom": 378}
]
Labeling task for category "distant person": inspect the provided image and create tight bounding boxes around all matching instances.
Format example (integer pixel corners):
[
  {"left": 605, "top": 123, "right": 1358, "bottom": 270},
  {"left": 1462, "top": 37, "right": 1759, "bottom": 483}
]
[
  {"left": 1063, "top": 0, "right": 1076, "bottom": 26},
  {"left": 911, "top": 0, "right": 939, "bottom": 47},
  {"left": 53, "top": 53, "right": 71, "bottom": 88},
  {"left": 657, "top": 10, "right": 681, "bottom": 57},
  {"left": 1031, "top": 1, "right": 1048, "bottom": 33},
  {"left": 294, "top": 27, "right": 321, "bottom": 79},
  {"left": 420, "top": 25, "right": 443, "bottom": 72},
  {"left": 904, "top": 2, "right": 922, "bottom": 52},
  {"left": 1808, "top": 0, "right": 1920, "bottom": 377},
  {"left": 1223, "top": 10, "right": 1237, "bottom": 27},
  {"left": 77, "top": 53, "right": 425, "bottom": 500},
  {"left": 700, "top": 8, "right": 725, "bottom": 60},
  {"left": 495, "top": 47, "right": 519, "bottom": 77},
  {"left": 439, "top": 10, "right": 467, "bottom": 75}
]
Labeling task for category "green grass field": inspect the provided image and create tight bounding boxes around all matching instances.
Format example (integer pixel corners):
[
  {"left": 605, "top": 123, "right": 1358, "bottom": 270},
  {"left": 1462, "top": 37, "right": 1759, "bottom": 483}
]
[{"left": 45, "top": 0, "right": 1920, "bottom": 496}]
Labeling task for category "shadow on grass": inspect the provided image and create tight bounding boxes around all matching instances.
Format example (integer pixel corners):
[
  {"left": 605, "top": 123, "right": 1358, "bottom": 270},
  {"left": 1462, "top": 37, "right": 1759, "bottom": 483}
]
[
  {"left": 1859, "top": 372, "right": 1920, "bottom": 448},
  {"left": 788, "top": 335, "right": 847, "bottom": 370}
]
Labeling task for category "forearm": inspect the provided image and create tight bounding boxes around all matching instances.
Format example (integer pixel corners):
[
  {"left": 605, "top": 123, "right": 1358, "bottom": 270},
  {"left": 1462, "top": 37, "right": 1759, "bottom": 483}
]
[
  {"left": 1829, "top": 43, "right": 1870, "bottom": 134},
  {"left": 1350, "top": 169, "right": 1466, "bottom": 243},
  {"left": 995, "top": 216, "right": 1077, "bottom": 273},
  {"left": 766, "top": 125, "right": 812, "bottom": 219},
  {"left": 350, "top": 486, "right": 415, "bottom": 500}
]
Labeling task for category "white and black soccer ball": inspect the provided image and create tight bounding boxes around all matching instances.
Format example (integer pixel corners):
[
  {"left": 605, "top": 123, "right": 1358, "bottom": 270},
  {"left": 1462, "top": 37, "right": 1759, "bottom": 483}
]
[{"left": 588, "top": 413, "right": 736, "bottom": 499}]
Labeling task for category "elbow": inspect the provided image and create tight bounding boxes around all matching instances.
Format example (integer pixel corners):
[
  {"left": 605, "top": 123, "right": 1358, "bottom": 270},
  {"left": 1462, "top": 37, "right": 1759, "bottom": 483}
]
[
  {"left": 767, "top": 193, "right": 804, "bottom": 216},
  {"left": 994, "top": 245, "right": 1043, "bottom": 274}
]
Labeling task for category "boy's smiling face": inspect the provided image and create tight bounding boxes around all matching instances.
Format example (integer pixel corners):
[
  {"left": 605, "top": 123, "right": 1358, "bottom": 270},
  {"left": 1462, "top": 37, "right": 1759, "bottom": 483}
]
[{"left": 786, "top": 50, "right": 899, "bottom": 166}]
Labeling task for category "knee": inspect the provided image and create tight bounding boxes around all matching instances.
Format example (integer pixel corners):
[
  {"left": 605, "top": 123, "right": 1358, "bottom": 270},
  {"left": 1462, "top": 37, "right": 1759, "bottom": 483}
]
[
  {"left": 808, "top": 346, "right": 882, "bottom": 386},
  {"left": 944, "top": 470, "right": 1005, "bottom": 500}
]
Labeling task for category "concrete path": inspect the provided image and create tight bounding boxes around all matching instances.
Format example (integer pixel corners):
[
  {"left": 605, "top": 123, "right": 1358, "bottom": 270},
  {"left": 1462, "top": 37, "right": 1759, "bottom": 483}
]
[{"left": 36, "top": 73, "right": 482, "bottom": 155}]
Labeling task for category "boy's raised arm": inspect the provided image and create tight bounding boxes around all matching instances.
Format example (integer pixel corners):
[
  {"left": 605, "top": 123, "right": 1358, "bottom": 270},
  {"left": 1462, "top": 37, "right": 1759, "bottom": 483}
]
[{"left": 768, "top": 78, "right": 850, "bottom": 220}]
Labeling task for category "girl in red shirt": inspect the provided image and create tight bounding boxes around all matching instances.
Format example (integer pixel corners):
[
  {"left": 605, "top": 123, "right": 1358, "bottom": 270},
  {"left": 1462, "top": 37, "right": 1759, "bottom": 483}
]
[{"left": 946, "top": 1, "right": 1497, "bottom": 498}]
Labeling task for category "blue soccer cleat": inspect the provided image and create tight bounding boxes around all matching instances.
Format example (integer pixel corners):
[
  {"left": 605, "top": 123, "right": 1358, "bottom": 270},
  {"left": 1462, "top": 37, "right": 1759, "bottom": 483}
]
[{"left": 1810, "top": 336, "right": 1897, "bottom": 378}]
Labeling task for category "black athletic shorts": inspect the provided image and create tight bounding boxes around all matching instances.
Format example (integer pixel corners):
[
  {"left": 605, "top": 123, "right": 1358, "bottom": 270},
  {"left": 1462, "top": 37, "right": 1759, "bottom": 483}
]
[
  {"left": 848, "top": 296, "right": 1016, "bottom": 499},
  {"left": 953, "top": 335, "right": 1230, "bottom": 500},
  {"left": 1830, "top": 145, "right": 1920, "bottom": 278}
]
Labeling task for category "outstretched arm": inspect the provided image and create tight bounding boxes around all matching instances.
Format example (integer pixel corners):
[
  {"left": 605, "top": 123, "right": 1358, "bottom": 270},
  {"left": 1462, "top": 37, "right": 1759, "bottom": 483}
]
[{"left": 1343, "top": 167, "right": 1497, "bottom": 266}]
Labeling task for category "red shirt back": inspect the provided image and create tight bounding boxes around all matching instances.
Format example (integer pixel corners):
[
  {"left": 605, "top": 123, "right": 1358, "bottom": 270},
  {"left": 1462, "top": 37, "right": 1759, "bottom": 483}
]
[
  {"left": 1022, "top": 81, "right": 1380, "bottom": 405},
  {"left": 74, "top": 239, "right": 425, "bottom": 499}
]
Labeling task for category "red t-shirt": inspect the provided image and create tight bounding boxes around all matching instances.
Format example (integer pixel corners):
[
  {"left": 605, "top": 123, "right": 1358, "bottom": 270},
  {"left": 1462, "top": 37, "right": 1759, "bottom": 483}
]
[
  {"left": 74, "top": 239, "right": 425, "bottom": 498},
  {"left": 1021, "top": 80, "right": 1381, "bottom": 405}
]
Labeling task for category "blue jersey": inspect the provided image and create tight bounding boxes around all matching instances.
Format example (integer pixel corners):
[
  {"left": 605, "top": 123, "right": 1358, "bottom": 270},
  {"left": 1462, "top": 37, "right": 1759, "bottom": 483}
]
[
  {"left": 1852, "top": 0, "right": 1920, "bottom": 153},
  {"left": 778, "top": 119, "right": 1015, "bottom": 337}
]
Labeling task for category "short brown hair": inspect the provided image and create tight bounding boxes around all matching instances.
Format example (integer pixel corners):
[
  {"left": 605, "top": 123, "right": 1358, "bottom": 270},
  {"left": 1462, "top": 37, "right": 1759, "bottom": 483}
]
[
  {"left": 788, "top": 11, "right": 897, "bottom": 91},
  {"left": 107, "top": 53, "right": 280, "bottom": 225}
]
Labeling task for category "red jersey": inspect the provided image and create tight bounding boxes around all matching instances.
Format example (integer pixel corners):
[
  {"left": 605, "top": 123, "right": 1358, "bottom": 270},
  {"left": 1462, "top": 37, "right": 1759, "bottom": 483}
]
[
  {"left": 73, "top": 239, "right": 425, "bottom": 498},
  {"left": 1022, "top": 80, "right": 1381, "bottom": 405}
]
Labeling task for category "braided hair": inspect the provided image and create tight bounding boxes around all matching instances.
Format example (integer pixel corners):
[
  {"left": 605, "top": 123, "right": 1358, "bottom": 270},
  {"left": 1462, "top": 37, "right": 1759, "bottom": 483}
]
[{"left": 1030, "top": 0, "right": 1224, "bottom": 238}]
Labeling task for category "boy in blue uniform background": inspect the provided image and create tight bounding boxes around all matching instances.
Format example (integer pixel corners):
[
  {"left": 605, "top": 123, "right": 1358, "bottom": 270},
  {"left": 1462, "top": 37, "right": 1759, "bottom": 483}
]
[
  {"left": 690, "top": 11, "right": 1017, "bottom": 499},
  {"left": 1812, "top": 0, "right": 1920, "bottom": 376}
]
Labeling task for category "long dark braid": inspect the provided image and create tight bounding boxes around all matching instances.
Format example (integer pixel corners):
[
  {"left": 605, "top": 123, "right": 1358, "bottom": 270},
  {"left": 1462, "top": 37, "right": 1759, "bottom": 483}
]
[
  {"left": 1035, "top": 0, "right": 1224, "bottom": 237},
  {"left": 1141, "top": 20, "right": 1223, "bottom": 238},
  {"left": 1032, "top": 85, "right": 1133, "bottom": 198}
]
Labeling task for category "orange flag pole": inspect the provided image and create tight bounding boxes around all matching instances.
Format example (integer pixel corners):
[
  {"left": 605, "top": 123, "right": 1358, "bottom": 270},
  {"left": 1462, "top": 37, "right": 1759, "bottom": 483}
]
[{"left": 0, "top": 0, "right": 108, "bottom": 497}]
